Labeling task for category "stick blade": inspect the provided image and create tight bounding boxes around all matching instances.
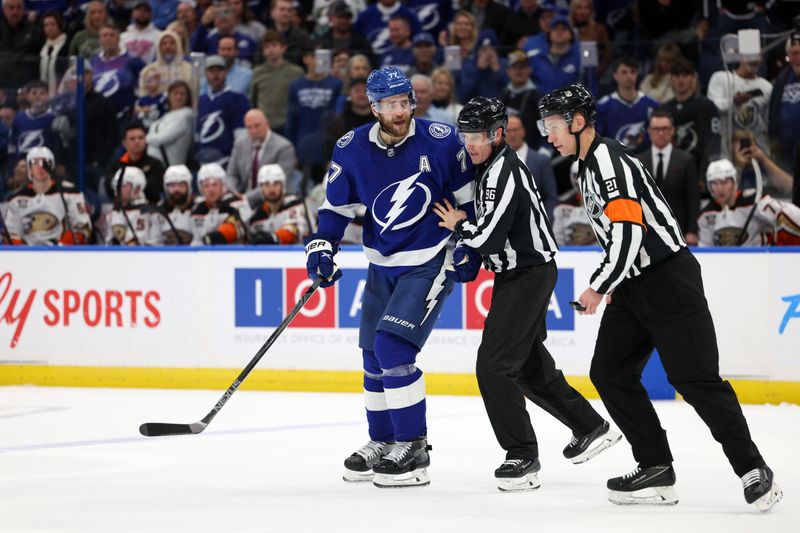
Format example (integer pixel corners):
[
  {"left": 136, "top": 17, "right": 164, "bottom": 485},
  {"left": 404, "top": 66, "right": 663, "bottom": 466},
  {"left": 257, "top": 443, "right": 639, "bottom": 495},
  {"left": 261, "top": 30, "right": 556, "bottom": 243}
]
[{"left": 139, "top": 421, "right": 207, "bottom": 437}]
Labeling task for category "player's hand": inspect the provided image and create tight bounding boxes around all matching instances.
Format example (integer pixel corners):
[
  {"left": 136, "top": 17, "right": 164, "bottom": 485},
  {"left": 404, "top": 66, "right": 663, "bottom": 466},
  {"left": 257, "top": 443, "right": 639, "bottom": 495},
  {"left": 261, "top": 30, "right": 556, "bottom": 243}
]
[
  {"left": 433, "top": 198, "right": 467, "bottom": 231},
  {"left": 305, "top": 234, "right": 342, "bottom": 288},
  {"left": 446, "top": 243, "right": 481, "bottom": 283},
  {"left": 576, "top": 287, "right": 604, "bottom": 315}
]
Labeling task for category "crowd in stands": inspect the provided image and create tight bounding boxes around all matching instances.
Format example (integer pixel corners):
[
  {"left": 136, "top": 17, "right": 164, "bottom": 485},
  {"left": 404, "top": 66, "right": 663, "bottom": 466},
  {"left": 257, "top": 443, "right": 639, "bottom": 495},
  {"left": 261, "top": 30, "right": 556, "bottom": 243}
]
[{"left": 1, "top": 0, "right": 799, "bottom": 247}]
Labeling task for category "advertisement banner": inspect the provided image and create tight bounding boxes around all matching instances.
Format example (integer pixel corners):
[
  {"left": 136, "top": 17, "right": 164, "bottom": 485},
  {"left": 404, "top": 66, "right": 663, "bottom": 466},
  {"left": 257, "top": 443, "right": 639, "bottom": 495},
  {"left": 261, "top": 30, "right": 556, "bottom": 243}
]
[{"left": 1, "top": 248, "right": 799, "bottom": 382}]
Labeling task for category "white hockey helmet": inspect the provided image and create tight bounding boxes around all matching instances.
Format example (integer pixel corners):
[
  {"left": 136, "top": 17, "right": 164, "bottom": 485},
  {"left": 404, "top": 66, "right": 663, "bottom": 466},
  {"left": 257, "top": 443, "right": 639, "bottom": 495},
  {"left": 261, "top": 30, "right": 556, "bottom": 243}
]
[
  {"left": 163, "top": 164, "right": 193, "bottom": 190},
  {"left": 26, "top": 146, "right": 55, "bottom": 179},
  {"left": 197, "top": 162, "right": 227, "bottom": 187},
  {"left": 706, "top": 159, "right": 737, "bottom": 185},
  {"left": 257, "top": 164, "right": 286, "bottom": 186},
  {"left": 112, "top": 166, "right": 147, "bottom": 192}
]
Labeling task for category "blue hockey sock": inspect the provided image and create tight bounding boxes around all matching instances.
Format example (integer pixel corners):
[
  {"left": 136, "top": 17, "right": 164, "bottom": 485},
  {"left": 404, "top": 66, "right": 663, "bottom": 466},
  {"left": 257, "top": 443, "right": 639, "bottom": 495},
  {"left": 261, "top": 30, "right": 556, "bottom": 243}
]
[
  {"left": 362, "top": 349, "right": 392, "bottom": 442},
  {"left": 374, "top": 332, "right": 427, "bottom": 441}
]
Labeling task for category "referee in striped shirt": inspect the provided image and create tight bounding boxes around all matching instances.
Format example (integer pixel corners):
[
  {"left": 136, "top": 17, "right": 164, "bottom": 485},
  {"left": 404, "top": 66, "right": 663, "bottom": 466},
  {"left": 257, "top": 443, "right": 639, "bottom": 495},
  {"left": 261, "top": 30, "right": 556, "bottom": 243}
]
[
  {"left": 537, "top": 84, "right": 781, "bottom": 510},
  {"left": 434, "top": 97, "right": 619, "bottom": 492}
]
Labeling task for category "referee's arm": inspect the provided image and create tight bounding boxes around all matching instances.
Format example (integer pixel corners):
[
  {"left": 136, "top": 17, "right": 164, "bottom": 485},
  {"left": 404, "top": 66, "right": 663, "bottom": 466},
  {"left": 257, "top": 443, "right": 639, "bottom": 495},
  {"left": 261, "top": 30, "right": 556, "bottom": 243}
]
[
  {"left": 588, "top": 154, "right": 648, "bottom": 294},
  {"left": 454, "top": 162, "right": 517, "bottom": 256}
]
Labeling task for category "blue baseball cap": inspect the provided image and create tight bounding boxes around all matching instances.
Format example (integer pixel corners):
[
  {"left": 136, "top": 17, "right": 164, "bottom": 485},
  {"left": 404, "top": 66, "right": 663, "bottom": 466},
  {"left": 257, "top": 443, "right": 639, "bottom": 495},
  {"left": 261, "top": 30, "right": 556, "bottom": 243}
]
[{"left": 412, "top": 32, "right": 435, "bottom": 46}]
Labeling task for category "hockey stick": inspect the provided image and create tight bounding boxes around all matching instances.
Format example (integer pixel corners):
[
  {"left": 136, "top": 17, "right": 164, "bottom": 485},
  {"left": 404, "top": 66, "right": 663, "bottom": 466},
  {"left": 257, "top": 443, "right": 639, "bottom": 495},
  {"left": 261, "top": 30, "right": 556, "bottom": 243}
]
[{"left": 139, "top": 275, "right": 324, "bottom": 437}]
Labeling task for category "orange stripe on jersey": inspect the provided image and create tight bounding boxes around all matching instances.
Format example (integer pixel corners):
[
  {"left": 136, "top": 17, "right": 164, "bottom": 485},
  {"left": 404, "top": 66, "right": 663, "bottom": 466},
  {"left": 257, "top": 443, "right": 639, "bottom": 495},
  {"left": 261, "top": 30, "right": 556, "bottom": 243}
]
[
  {"left": 604, "top": 198, "right": 644, "bottom": 225},
  {"left": 217, "top": 222, "right": 238, "bottom": 243}
]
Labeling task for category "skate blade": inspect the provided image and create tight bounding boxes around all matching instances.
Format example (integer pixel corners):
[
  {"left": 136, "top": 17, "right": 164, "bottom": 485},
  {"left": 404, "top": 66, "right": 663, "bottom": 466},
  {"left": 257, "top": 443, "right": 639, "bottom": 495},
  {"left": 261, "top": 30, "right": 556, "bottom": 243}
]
[
  {"left": 608, "top": 486, "right": 679, "bottom": 506},
  {"left": 571, "top": 430, "right": 623, "bottom": 464},
  {"left": 497, "top": 472, "right": 541, "bottom": 492},
  {"left": 754, "top": 481, "right": 783, "bottom": 512},
  {"left": 373, "top": 468, "right": 430, "bottom": 488},
  {"left": 343, "top": 469, "right": 374, "bottom": 483}
]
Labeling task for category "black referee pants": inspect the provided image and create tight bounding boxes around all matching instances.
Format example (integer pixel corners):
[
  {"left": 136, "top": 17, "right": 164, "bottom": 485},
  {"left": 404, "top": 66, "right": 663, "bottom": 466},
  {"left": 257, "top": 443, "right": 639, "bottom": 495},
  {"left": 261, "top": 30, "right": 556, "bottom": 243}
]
[
  {"left": 589, "top": 248, "right": 765, "bottom": 477},
  {"left": 477, "top": 261, "right": 605, "bottom": 460}
]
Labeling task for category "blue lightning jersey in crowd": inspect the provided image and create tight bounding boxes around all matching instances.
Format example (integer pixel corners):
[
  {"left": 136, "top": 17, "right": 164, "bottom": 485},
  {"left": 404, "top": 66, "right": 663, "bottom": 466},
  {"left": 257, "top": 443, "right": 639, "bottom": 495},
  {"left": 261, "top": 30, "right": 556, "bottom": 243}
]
[
  {"left": 595, "top": 91, "right": 659, "bottom": 153},
  {"left": 196, "top": 86, "right": 250, "bottom": 163},
  {"left": 9, "top": 110, "right": 58, "bottom": 158},
  {"left": 318, "top": 118, "right": 475, "bottom": 269},
  {"left": 353, "top": 4, "right": 423, "bottom": 56},
  {"left": 407, "top": 0, "right": 456, "bottom": 37},
  {"left": 90, "top": 52, "right": 145, "bottom": 117}
]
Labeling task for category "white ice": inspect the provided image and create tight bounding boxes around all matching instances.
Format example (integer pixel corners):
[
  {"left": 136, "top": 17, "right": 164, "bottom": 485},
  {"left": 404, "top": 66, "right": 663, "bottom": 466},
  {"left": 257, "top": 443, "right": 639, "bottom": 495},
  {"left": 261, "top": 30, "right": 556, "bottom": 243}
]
[{"left": 0, "top": 386, "right": 797, "bottom": 533}]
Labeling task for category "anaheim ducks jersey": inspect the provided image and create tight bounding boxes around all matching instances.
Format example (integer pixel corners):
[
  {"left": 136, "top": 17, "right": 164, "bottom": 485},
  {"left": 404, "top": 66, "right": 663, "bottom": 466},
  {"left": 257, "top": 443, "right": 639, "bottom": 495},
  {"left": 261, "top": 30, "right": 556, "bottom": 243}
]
[
  {"left": 698, "top": 192, "right": 800, "bottom": 246},
  {"left": 190, "top": 192, "right": 253, "bottom": 245},
  {"left": 105, "top": 203, "right": 162, "bottom": 245},
  {"left": 5, "top": 181, "right": 92, "bottom": 245},
  {"left": 551, "top": 195, "right": 597, "bottom": 246},
  {"left": 248, "top": 194, "right": 309, "bottom": 244},
  {"left": 156, "top": 200, "right": 195, "bottom": 245}
]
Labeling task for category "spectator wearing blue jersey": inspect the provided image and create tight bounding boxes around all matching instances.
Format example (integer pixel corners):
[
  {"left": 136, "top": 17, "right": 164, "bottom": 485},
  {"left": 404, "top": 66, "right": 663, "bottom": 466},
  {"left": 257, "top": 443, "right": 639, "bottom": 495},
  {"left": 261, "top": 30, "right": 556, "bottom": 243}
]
[
  {"left": 352, "top": 0, "right": 422, "bottom": 58},
  {"left": 456, "top": 30, "right": 507, "bottom": 104},
  {"left": 528, "top": 15, "right": 581, "bottom": 96},
  {"left": 285, "top": 45, "right": 343, "bottom": 148},
  {"left": 151, "top": 0, "right": 179, "bottom": 30},
  {"left": 768, "top": 32, "right": 800, "bottom": 172},
  {"left": 90, "top": 23, "right": 146, "bottom": 124},
  {"left": 520, "top": 2, "right": 558, "bottom": 59},
  {"left": 407, "top": 0, "right": 454, "bottom": 39},
  {"left": 9, "top": 81, "right": 58, "bottom": 162},
  {"left": 595, "top": 56, "right": 658, "bottom": 154},
  {"left": 380, "top": 14, "right": 414, "bottom": 71},
  {"left": 305, "top": 66, "right": 478, "bottom": 488},
  {"left": 195, "top": 55, "right": 250, "bottom": 166}
]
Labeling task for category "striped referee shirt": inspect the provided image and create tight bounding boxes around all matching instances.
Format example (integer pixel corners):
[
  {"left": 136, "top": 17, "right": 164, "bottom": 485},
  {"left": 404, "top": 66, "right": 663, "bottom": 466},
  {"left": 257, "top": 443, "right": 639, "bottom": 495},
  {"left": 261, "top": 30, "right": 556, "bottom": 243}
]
[
  {"left": 579, "top": 135, "right": 686, "bottom": 294},
  {"left": 454, "top": 145, "right": 558, "bottom": 272}
]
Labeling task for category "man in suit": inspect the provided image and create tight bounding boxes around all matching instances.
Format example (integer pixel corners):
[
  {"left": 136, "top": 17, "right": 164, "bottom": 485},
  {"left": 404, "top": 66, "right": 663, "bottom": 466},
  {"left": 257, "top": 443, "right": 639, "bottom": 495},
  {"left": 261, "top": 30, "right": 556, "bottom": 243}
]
[
  {"left": 637, "top": 109, "right": 700, "bottom": 245},
  {"left": 506, "top": 114, "right": 557, "bottom": 221},
  {"left": 227, "top": 108, "right": 297, "bottom": 207}
]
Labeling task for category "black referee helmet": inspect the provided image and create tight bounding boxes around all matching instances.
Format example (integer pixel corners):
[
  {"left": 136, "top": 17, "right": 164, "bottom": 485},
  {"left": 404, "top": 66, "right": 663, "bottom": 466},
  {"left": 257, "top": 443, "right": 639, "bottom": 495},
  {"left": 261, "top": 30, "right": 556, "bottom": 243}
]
[
  {"left": 457, "top": 97, "right": 508, "bottom": 139},
  {"left": 537, "top": 84, "right": 596, "bottom": 136}
]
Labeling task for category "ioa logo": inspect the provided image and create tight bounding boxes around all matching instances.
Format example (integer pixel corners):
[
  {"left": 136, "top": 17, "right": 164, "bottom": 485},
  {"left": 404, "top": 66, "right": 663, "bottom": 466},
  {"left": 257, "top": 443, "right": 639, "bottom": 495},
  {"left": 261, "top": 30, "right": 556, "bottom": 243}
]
[{"left": 372, "top": 173, "right": 431, "bottom": 234}]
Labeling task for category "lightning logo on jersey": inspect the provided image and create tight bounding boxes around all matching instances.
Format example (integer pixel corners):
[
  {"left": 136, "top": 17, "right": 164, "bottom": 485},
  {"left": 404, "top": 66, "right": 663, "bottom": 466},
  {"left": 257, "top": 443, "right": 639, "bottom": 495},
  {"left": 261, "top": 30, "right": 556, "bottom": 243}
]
[
  {"left": 373, "top": 172, "right": 432, "bottom": 234},
  {"left": 198, "top": 110, "right": 226, "bottom": 144}
]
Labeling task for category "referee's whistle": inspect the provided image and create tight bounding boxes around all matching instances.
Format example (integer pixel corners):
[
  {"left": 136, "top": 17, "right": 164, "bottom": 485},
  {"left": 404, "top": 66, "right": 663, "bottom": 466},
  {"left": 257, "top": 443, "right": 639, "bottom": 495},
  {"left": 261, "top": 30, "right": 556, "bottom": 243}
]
[{"left": 569, "top": 300, "right": 587, "bottom": 312}]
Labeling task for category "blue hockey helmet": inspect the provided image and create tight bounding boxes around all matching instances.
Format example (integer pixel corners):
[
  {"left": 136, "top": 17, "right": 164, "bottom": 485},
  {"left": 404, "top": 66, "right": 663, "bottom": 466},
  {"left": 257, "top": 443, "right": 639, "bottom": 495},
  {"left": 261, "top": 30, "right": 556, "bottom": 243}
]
[{"left": 366, "top": 66, "right": 416, "bottom": 108}]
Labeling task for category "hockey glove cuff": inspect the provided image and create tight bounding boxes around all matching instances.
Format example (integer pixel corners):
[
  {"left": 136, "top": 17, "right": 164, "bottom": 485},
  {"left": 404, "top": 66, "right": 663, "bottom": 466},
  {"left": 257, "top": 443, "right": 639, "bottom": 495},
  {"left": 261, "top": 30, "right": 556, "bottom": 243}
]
[
  {"left": 446, "top": 243, "right": 481, "bottom": 283},
  {"left": 305, "top": 234, "right": 342, "bottom": 288}
]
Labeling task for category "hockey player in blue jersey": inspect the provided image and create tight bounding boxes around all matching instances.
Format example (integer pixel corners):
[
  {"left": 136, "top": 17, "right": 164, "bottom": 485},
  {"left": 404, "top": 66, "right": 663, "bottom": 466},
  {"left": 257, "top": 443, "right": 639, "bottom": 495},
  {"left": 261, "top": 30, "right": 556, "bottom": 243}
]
[{"left": 305, "top": 66, "right": 480, "bottom": 488}]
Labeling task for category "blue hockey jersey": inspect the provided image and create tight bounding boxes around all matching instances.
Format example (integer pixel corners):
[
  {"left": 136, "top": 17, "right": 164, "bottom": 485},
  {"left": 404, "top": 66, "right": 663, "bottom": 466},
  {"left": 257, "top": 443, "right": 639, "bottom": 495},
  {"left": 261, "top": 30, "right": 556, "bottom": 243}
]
[
  {"left": 595, "top": 91, "right": 659, "bottom": 153},
  {"left": 407, "top": 0, "right": 456, "bottom": 37},
  {"left": 353, "top": 4, "right": 422, "bottom": 56},
  {"left": 9, "top": 110, "right": 58, "bottom": 158},
  {"left": 196, "top": 87, "right": 250, "bottom": 164},
  {"left": 318, "top": 118, "right": 475, "bottom": 268},
  {"left": 90, "top": 52, "right": 145, "bottom": 117}
]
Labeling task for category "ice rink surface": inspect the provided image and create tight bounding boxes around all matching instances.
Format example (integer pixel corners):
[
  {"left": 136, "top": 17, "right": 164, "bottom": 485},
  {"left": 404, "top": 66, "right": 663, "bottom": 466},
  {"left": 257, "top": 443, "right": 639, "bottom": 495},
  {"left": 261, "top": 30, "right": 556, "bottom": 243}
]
[{"left": 0, "top": 386, "right": 797, "bottom": 533}]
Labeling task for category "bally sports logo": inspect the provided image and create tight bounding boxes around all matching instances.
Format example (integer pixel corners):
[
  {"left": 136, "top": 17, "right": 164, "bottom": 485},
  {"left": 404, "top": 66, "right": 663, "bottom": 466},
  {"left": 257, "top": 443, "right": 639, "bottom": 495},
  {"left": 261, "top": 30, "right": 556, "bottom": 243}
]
[
  {"left": 0, "top": 272, "right": 161, "bottom": 349},
  {"left": 234, "top": 268, "right": 576, "bottom": 331}
]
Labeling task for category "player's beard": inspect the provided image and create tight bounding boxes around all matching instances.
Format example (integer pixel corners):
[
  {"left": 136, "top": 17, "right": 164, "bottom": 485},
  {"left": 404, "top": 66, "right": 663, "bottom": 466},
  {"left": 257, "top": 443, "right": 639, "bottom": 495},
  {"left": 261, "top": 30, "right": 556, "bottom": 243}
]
[
  {"left": 378, "top": 112, "right": 412, "bottom": 140},
  {"left": 169, "top": 191, "right": 189, "bottom": 206}
]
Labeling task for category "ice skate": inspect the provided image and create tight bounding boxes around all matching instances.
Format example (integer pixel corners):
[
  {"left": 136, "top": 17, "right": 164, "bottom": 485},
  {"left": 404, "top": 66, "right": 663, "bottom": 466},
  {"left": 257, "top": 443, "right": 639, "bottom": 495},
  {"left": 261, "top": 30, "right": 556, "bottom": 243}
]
[
  {"left": 372, "top": 437, "right": 431, "bottom": 488},
  {"left": 343, "top": 440, "right": 389, "bottom": 482},
  {"left": 563, "top": 420, "right": 622, "bottom": 464},
  {"left": 495, "top": 458, "right": 541, "bottom": 492},
  {"left": 742, "top": 466, "right": 783, "bottom": 512},
  {"left": 607, "top": 464, "right": 679, "bottom": 506}
]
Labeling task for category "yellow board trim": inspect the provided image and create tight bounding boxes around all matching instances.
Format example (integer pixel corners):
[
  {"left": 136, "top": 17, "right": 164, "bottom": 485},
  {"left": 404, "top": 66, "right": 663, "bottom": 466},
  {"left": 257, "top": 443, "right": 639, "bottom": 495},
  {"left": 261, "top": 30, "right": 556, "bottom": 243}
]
[{"left": 0, "top": 366, "right": 797, "bottom": 404}]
